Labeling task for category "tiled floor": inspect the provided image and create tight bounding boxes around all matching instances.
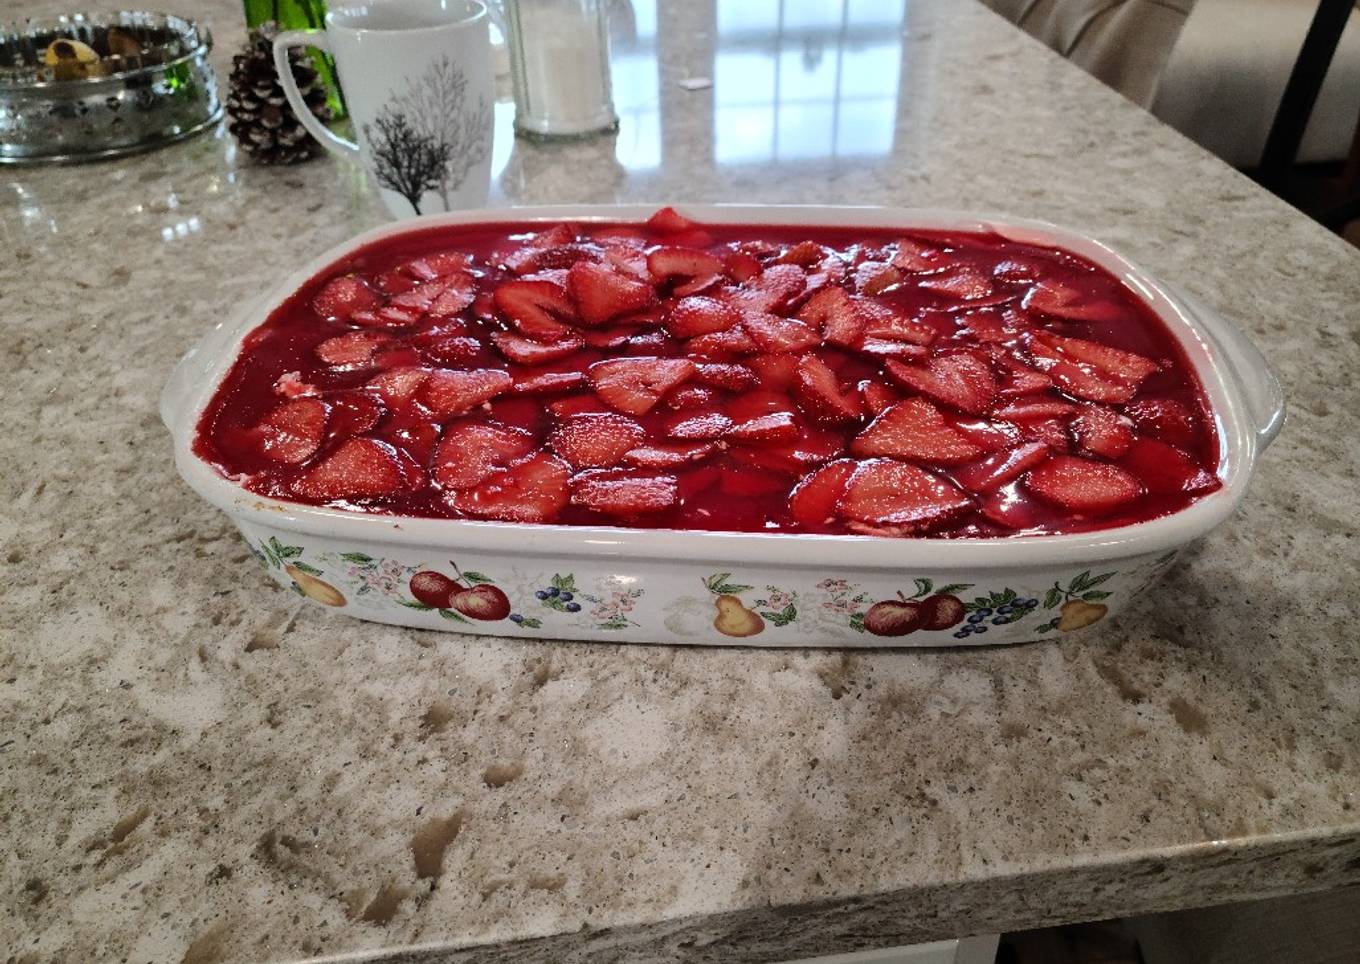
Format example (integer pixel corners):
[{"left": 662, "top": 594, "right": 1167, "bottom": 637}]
[{"left": 999, "top": 920, "right": 1143, "bottom": 964}]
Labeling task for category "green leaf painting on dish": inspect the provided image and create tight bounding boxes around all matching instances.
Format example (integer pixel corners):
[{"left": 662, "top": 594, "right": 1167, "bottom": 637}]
[{"left": 703, "top": 572, "right": 753, "bottom": 596}]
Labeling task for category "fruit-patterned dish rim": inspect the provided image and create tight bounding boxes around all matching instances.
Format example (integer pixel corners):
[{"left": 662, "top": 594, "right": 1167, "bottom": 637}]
[{"left": 163, "top": 204, "right": 1285, "bottom": 569}]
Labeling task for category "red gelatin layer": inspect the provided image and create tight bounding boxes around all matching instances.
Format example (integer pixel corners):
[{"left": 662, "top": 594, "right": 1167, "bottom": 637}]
[{"left": 194, "top": 213, "right": 1222, "bottom": 537}]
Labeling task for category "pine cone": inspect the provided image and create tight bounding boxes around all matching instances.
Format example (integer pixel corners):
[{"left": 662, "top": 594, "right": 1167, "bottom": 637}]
[{"left": 226, "top": 22, "right": 333, "bottom": 165}]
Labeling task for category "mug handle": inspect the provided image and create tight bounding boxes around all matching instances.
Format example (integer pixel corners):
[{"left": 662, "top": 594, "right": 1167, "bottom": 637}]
[{"left": 271, "top": 30, "right": 361, "bottom": 161}]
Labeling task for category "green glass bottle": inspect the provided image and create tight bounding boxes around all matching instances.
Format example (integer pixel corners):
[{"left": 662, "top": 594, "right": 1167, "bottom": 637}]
[{"left": 243, "top": 0, "right": 346, "bottom": 119}]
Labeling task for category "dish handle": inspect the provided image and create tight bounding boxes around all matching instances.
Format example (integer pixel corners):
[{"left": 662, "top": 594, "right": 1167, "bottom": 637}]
[{"left": 1177, "top": 292, "right": 1286, "bottom": 451}]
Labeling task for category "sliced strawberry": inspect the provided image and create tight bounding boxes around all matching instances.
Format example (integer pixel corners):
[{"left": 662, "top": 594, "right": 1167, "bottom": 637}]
[
  {"left": 624, "top": 442, "right": 716, "bottom": 468},
  {"left": 549, "top": 412, "right": 646, "bottom": 469},
  {"left": 794, "top": 354, "right": 862, "bottom": 424},
  {"left": 571, "top": 470, "right": 678, "bottom": 515},
  {"left": 954, "top": 417, "right": 1023, "bottom": 452},
  {"left": 663, "top": 227, "right": 716, "bottom": 249},
  {"left": 315, "top": 331, "right": 393, "bottom": 368},
  {"left": 854, "top": 261, "right": 903, "bottom": 296},
  {"left": 666, "top": 295, "right": 741, "bottom": 338},
  {"left": 567, "top": 260, "right": 655, "bottom": 326},
  {"left": 687, "top": 325, "right": 759, "bottom": 357},
  {"left": 312, "top": 274, "right": 382, "bottom": 322},
  {"left": 743, "top": 314, "right": 821, "bottom": 354},
  {"left": 493, "top": 279, "right": 576, "bottom": 342},
  {"left": 918, "top": 268, "right": 994, "bottom": 300},
  {"left": 254, "top": 398, "right": 328, "bottom": 464},
  {"left": 426, "top": 272, "right": 478, "bottom": 319},
  {"left": 1023, "top": 279, "right": 1122, "bottom": 323},
  {"left": 1016, "top": 417, "right": 1071, "bottom": 452},
  {"left": 384, "top": 420, "right": 441, "bottom": 465},
  {"left": 512, "top": 370, "right": 587, "bottom": 395},
  {"left": 884, "top": 353, "right": 997, "bottom": 415},
  {"left": 665, "top": 384, "right": 720, "bottom": 410},
  {"left": 504, "top": 241, "right": 597, "bottom": 276},
  {"left": 860, "top": 308, "right": 935, "bottom": 345},
  {"left": 588, "top": 356, "right": 696, "bottom": 415},
  {"left": 1032, "top": 332, "right": 1158, "bottom": 387},
  {"left": 693, "top": 362, "right": 758, "bottom": 392},
  {"left": 648, "top": 247, "right": 724, "bottom": 296},
  {"left": 387, "top": 286, "right": 437, "bottom": 312},
  {"left": 857, "top": 338, "right": 930, "bottom": 360},
  {"left": 676, "top": 464, "right": 722, "bottom": 498},
  {"left": 726, "top": 389, "right": 798, "bottom": 423},
  {"left": 858, "top": 379, "right": 900, "bottom": 415},
  {"left": 996, "top": 358, "right": 1053, "bottom": 397},
  {"left": 837, "top": 459, "right": 974, "bottom": 531},
  {"left": 797, "top": 287, "right": 861, "bottom": 347},
  {"left": 292, "top": 438, "right": 413, "bottom": 500},
  {"left": 581, "top": 324, "right": 641, "bottom": 349},
  {"left": 788, "top": 459, "right": 857, "bottom": 527},
  {"left": 771, "top": 240, "right": 824, "bottom": 267},
  {"left": 1124, "top": 397, "right": 1199, "bottom": 449},
  {"left": 375, "top": 267, "right": 419, "bottom": 295},
  {"left": 851, "top": 398, "right": 983, "bottom": 465},
  {"left": 1028, "top": 340, "right": 1136, "bottom": 404},
  {"left": 728, "top": 411, "right": 798, "bottom": 444},
  {"left": 522, "top": 267, "right": 572, "bottom": 287},
  {"left": 719, "top": 469, "right": 786, "bottom": 497},
  {"left": 953, "top": 442, "right": 1051, "bottom": 494},
  {"left": 490, "top": 330, "right": 584, "bottom": 365},
  {"left": 432, "top": 420, "right": 535, "bottom": 490},
  {"left": 600, "top": 242, "right": 651, "bottom": 283},
  {"left": 402, "top": 251, "right": 470, "bottom": 280},
  {"left": 1119, "top": 438, "right": 1217, "bottom": 494},
  {"left": 746, "top": 353, "right": 800, "bottom": 390},
  {"left": 417, "top": 336, "right": 484, "bottom": 366},
  {"left": 645, "top": 206, "right": 696, "bottom": 234},
  {"left": 548, "top": 393, "right": 611, "bottom": 418},
  {"left": 365, "top": 367, "right": 431, "bottom": 408},
  {"left": 375, "top": 349, "right": 424, "bottom": 370},
  {"left": 666, "top": 410, "right": 733, "bottom": 440},
  {"left": 723, "top": 250, "right": 762, "bottom": 282},
  {"left": 372, "top": 305, "right": 423, "bottom": 327},
  {"left": 450, "top": 451, "right": 571, "bottom": 523},
  {"left": 419, "top": 368, "right": 514, "bottom": 418},
  {"left": 956, "top": 309, "right": 1011, "bottom": 344},
  {"left": 1072, "top": 405, "right": 1134, "bottom": 458},
  {"left": 728, "top": 425, "right": 844, "bottom": 474},
  {"left": 326, "top": 393, "right": 383, "bottom": 438},
  {"left": 978, "top": 487, "right": 1044, "bottom": 530},
  {"left": 992, "top": 257, "right": 1047, "bottom": 283},
  {"left": 727, "top": 264, "right": 806, "bottom": 313},
  {"left": 892, "top": 237, "right": 945, "bottom": 273},
  {"left": 1025, "top": 455, "right": 1143, "bottom": 514},
  {"left": 993, "top": 399, "right": 1080, "bottom": 422}
]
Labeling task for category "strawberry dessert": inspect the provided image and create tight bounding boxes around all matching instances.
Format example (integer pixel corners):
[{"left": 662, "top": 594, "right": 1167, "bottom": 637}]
[{"left": 194, "top": 209, "right": 1222, "bottom": 538}]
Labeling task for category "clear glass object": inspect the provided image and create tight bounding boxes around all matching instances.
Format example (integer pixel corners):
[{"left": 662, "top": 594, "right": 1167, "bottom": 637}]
[
  {"left": 503, "top": 0, "right": 618, "bottom": 138},
  {"left": 242, "top": 0, "right": 346, "bottom": 119}
]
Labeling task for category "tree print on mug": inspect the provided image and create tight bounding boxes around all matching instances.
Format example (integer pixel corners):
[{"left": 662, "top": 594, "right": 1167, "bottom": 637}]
[{"left": 364, "top": 55, "right": 491, "bottom": 215}]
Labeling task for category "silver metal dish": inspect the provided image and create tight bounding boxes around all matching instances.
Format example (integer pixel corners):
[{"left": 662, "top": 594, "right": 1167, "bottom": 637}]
[{"left": 0, "top": 10, "right": 221, "bottom": 164}]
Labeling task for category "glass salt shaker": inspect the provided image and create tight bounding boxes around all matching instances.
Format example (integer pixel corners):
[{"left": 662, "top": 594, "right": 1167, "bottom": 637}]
[{"left": 503, "top": 0, "right": 619, "bottom": 138}]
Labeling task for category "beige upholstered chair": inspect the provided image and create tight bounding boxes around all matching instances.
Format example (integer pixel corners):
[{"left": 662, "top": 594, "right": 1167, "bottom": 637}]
[{"left": 980, "top": 0, "right": 1360, "bottom": 167}]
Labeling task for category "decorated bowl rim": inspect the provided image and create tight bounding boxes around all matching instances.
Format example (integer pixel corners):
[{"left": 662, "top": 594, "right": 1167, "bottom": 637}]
[{"left": 162, "top": 203, "right": 1275, "bottom": 570}]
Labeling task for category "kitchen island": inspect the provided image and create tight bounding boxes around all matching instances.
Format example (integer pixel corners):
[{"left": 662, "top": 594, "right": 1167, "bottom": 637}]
[{"left": 2, "top": 0, "right": 1358, "bottom": 961}]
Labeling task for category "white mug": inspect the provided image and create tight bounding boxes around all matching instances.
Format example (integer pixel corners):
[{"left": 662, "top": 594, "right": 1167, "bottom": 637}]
[{"left": 274, "top": 0, "right": 494, "bottom": 219}]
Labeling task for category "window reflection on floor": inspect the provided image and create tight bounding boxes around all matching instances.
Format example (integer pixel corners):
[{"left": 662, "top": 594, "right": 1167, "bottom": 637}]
[{"left": 714, "top": 0, "right": 905, "bottom": 164}]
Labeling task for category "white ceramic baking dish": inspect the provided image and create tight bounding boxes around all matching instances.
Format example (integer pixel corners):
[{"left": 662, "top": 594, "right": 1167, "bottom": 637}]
[{"left": 162, "top": 205, "right": 1284, "bottom": 647}]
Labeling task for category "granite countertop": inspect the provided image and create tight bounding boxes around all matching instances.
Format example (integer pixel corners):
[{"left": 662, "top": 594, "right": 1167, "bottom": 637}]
[{"left": 3, "top": 1, "right": 1359, "bottom": 962}]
